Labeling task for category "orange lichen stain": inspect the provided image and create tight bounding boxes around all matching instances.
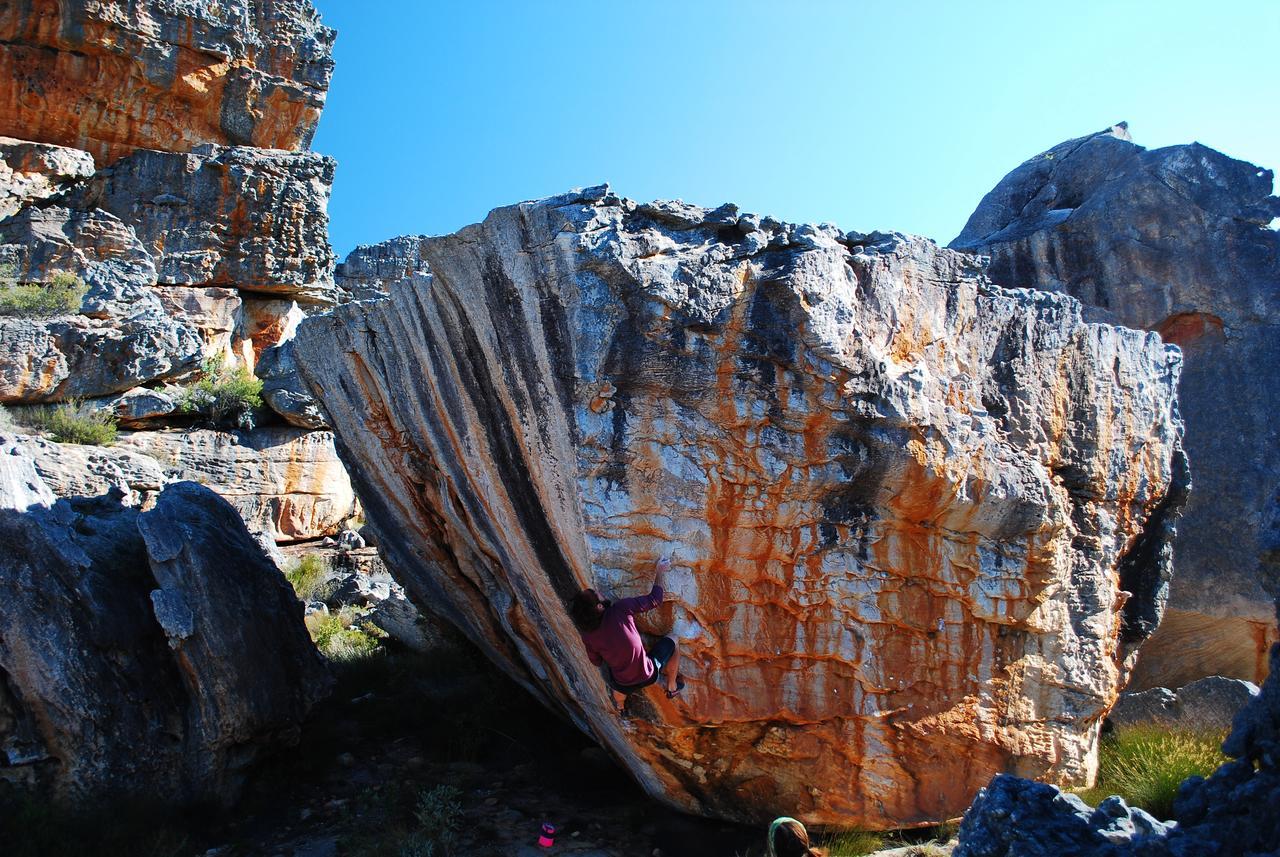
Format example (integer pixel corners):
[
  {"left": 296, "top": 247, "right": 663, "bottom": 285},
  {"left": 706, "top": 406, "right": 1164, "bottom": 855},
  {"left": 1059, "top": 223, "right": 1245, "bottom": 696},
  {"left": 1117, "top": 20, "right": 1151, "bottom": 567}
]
[{"left": 1153, "top": 312, "right": 1225, "bottom": 350}]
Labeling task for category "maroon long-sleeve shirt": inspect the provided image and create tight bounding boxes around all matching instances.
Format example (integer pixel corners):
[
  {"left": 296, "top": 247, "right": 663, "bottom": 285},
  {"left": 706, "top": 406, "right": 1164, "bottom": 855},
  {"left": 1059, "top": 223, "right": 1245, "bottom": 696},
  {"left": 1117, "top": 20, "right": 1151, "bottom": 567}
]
[{"left": 579, "top": 584, "right": 664, "bottom": 687}]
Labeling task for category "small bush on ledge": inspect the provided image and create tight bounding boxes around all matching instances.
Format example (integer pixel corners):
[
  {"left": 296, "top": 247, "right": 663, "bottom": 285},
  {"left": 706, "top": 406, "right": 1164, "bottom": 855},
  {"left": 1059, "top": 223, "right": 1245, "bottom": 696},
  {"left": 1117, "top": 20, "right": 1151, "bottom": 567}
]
[
  {"left": 179, "top": 355, "right": 264, "bottom": 430},
  {"left": 21, "top": 400, "right": 118, "bottom": 446},
  {"left": 0, "top": 267, "right": 88, "bottom": 317}
]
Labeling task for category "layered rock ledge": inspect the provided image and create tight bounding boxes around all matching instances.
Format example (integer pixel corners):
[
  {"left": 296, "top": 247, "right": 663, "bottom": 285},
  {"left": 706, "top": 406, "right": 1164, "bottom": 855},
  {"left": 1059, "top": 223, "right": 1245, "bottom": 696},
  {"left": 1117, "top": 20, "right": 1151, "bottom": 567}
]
[
  {"left": 0, "top": 0, "right": 335, "bottom": 164},
  {"left": 294, "top": 187, "right": 1186, "bottom": 827}
]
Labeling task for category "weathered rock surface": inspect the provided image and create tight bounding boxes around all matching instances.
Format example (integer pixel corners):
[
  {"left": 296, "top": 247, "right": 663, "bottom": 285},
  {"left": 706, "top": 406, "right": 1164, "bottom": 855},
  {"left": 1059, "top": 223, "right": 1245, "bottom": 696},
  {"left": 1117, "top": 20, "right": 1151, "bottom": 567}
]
[
  {"left": 0, "top": 0, "right": 335, "bottom": 165},
  {"left": 0, "top": 442, "right": 330, "bottom": 804},
  {"left": 67, "top": 146, "right": 337, "bottom": 303},
  {"left": 11, "top": 433, "right": 165, "bottom": 508},
  {"left": 0, "top": 137, "right": 95, "bottom": 219},
  {"left": 295, "top": 188, "right": 1186, "bottom": 827},
  {"left": 0, "top": 310, "right": 203, "bottom": 403},
  {"left": 953, "top": 607, "right": 1280, "bottom": 856},
  {"left": 334, "top": 235, "right": 432, "bottom": 303},
  {"left": 117, "top": 427, "right": 355, "bottom": 542},
  {"left": 952, "top": 124, "right": 1280, "bottom": 688},
  {"left": 1109, "top": 676, "right": 1260, "bottom": 734},
  {"left": 257, "top": 338, "right": 328, "bottom": 428}
]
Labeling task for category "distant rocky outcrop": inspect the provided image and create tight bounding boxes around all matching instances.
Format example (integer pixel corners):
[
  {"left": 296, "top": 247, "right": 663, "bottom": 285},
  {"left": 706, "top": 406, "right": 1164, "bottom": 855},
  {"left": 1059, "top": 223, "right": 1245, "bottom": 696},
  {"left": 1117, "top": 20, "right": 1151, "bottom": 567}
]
[
  {"left": 334, "top": 234, "right": 433, "bottom": 303},
  {"left": 953, "top": 605, "right": 1280, "bottom": 857},
  {"left": 1109, "top": 676, "right": 1260, "bottom": 735},
  {"left": 0, "top": 440, "right": 330, "bottom": 804},
  {"left": 952, "top": 124, "right": 1280, "bottom": 689},
  {"left": 295, "top": 188, "right": 1187, "bottom": 827},
  {"left": 0, "top": 0, "right": 335, "bottom": 165}
]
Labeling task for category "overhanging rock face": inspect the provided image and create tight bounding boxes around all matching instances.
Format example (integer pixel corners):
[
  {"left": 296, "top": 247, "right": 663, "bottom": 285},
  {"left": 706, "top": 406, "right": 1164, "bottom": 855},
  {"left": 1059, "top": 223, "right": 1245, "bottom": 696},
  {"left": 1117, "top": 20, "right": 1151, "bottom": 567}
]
[{"left": 294, "top": 187, "right": 1187, "bottom": 827}]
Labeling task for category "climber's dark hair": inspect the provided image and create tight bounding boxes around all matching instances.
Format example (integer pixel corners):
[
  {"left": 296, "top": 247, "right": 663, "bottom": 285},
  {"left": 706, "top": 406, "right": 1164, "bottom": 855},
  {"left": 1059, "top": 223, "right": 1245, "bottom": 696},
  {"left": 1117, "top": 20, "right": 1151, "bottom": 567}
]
[
  {"left": 771, "top": 818, "right": 825, "bottom": 857},
  {"left": 570, "top": 588, "right": 605, "bottom": 632}
]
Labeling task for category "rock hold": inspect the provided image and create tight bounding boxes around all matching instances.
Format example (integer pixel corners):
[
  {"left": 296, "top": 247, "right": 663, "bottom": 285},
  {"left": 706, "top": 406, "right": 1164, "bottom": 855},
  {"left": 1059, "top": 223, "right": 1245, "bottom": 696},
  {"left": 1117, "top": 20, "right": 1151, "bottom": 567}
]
[{"left": 295, "top": 190, "right": 1186, "bottom": 826}]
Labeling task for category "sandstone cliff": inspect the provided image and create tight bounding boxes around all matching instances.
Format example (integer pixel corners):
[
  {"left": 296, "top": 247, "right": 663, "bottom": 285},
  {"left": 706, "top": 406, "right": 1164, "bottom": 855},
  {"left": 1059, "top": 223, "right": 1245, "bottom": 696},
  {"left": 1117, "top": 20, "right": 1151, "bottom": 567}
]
[
  {"left": 0, "top": 0, "right": 334, "bottom": 165},
  {"left": 952, "top": 124, "right": 1280, "bottom": 689},
  {"left": 294, "top": 188, "right": 1187, "bottom": 827}
]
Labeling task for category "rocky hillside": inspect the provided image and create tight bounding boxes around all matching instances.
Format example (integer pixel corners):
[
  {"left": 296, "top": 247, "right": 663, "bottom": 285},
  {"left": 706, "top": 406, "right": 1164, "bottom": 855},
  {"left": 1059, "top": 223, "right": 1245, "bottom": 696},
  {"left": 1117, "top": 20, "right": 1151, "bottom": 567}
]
[
  {"left": 0, "top": 0, "right": 354, "bottom": 544},
  {"left": 294, "top": 188, "right": 1187, "bottom": 828},
  {"left": 953, "top": 123, "right": 1280, "bottom": 690}
]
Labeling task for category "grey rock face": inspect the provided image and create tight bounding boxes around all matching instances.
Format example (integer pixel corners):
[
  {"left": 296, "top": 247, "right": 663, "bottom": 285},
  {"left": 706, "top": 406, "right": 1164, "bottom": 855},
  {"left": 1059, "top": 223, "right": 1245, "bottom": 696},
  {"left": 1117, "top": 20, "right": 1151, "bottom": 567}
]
[
  {"left": 952, "top": 124, "right": 1280, "bottom": 689},
  {"left": 1110, "top": 676, "right": 1261, "bottom": 734},
  {"left": 334, "top": 235, "right": 432, "bottom": 303},
  {"left": 11, "top": 433, "right": 165, "bottom": 508},
  {"left": 0, "top": 137, "right": 95, "bottom": 219},
  {"left": 0, "top": 204, "right": 162, "bottom": 317},
  {"left": 0, "top": 311, "right": 203, "bottom": 404},
  {"left": 954, "top": 610, "right": 1280, "bottom": 857},
  {"left": 66, "top": 146, "right": 337, "bottom": 304},
  {"left": 0, "top": 449, "right": 330, "bottom": 804},
  {"left": 0, "top": 0, "right": 334, "bottom": 164},
  {"left": 257, "top": 338, "right": 329, "bottom": 428},
  {"left": 295, "top": 187, "right": 1186, "bottom": 826}
]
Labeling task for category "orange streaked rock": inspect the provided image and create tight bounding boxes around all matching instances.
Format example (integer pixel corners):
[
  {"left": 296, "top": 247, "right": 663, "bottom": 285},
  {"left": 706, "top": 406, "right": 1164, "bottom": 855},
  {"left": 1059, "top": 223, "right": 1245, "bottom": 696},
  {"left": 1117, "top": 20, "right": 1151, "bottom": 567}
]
[
  {"left": 0, "top": 0, "right": 334, "bottom": 165},
  {"left": 295, "top": 189, "right": 1186, "bottom": 827}
]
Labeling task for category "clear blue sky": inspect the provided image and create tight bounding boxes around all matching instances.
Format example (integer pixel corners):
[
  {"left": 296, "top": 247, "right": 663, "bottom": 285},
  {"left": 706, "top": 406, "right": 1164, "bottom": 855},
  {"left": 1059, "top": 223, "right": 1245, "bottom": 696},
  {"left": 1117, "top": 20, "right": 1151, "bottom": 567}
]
[{"left": 313, "top": 1, "right": 1279, "bottom": 259}]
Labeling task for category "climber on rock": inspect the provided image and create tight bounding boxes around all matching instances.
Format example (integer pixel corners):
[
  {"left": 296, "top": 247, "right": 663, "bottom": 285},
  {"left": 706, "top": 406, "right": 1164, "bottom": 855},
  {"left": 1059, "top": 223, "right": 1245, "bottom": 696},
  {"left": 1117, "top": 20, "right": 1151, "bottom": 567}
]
[{"left": 570, "top": 555, "right": 685, "bottom": 713}]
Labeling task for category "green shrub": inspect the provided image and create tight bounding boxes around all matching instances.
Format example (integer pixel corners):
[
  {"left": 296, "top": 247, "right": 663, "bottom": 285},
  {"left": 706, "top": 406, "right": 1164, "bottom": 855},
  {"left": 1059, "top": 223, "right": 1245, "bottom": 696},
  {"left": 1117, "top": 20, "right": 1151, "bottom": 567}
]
[
  {"left": 0, "top": 268, "right": 88, "bottom": 317},
  {"left": 0, "top": 404, "right": 15, "bottom": 433},
  {"left": 179, "top": 355, "right": 263, "bottom": 429},
  {"left": 1076, "top": 725, "right": 1228, "bottom": 820},
  {"left": 410, "top": 784, "right": 464, "bottom": 855},
  {"left": 818, "top": 828, "right": 886, "bottom": 857},
  {"left": 285, "top": 553, "right": 335, "bottom": 602},
  {"left": 305, "top": 606, "right": 384, "bottom": 663},
  {"left": 22, "top": 400, "right": 117, "bottom": 445}
]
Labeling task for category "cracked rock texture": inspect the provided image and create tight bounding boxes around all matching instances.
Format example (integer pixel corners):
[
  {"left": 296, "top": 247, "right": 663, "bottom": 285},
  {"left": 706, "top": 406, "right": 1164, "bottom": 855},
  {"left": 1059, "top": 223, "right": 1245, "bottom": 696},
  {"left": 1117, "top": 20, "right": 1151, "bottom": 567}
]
[
  {"left": 0, "top": 137, "right": 95, "bottom": 219},
  {"left": 295, "top": 187, "right": 1186, "bottom": 827},
  {"left": 117, "top": 428, "right": 355, "bottom": 542},
  {"left": 334, "top": 234, "right": 433, "bottom": 303},
  {"left": 953, "top": 604, "right": 1280, "bottom": 857},
  {"left": 66, "top": 145, "right": 338, "bottom": 304},
  {"left": 0, "top": 442, "right": 330, "bottom": 804},
  {"left": 0, "top": 0, "right": 334, "bottom": 165},
  {"left": 953, "top": 124, "right": 1280, "bottom": 689}
]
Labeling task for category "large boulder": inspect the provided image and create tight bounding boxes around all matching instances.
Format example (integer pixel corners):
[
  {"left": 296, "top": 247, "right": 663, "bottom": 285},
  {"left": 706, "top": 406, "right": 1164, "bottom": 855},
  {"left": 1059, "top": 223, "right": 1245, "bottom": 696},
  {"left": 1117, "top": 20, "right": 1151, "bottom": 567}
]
[
  {"left": 953, "top": 606, "right": 1280, "bottom": 857},
  {"left": 0, "top": 0, "right": 334, "bottom": 165},
  {"left": 117, "top": 427, "right": 356, "bottom": 542},
  {"left": 66, "top": 146, "right": 338, "bottom": 304},
  {"left": 952, "top": 124, "right": 1280, "bottom": 689},
  {"left": 0, "top": 442, "right": 330, "bottom": 804},
  {"left": 294, "top": 187, "right": 1187, "bottom": 827}
]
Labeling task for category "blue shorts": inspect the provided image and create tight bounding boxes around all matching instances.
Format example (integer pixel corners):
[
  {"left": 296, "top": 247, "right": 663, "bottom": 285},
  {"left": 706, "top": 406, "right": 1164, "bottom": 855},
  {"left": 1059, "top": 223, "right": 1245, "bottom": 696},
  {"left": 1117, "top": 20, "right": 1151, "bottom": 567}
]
[{"left": 608, "top": 636, "right": 676, "bottom": 693}]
